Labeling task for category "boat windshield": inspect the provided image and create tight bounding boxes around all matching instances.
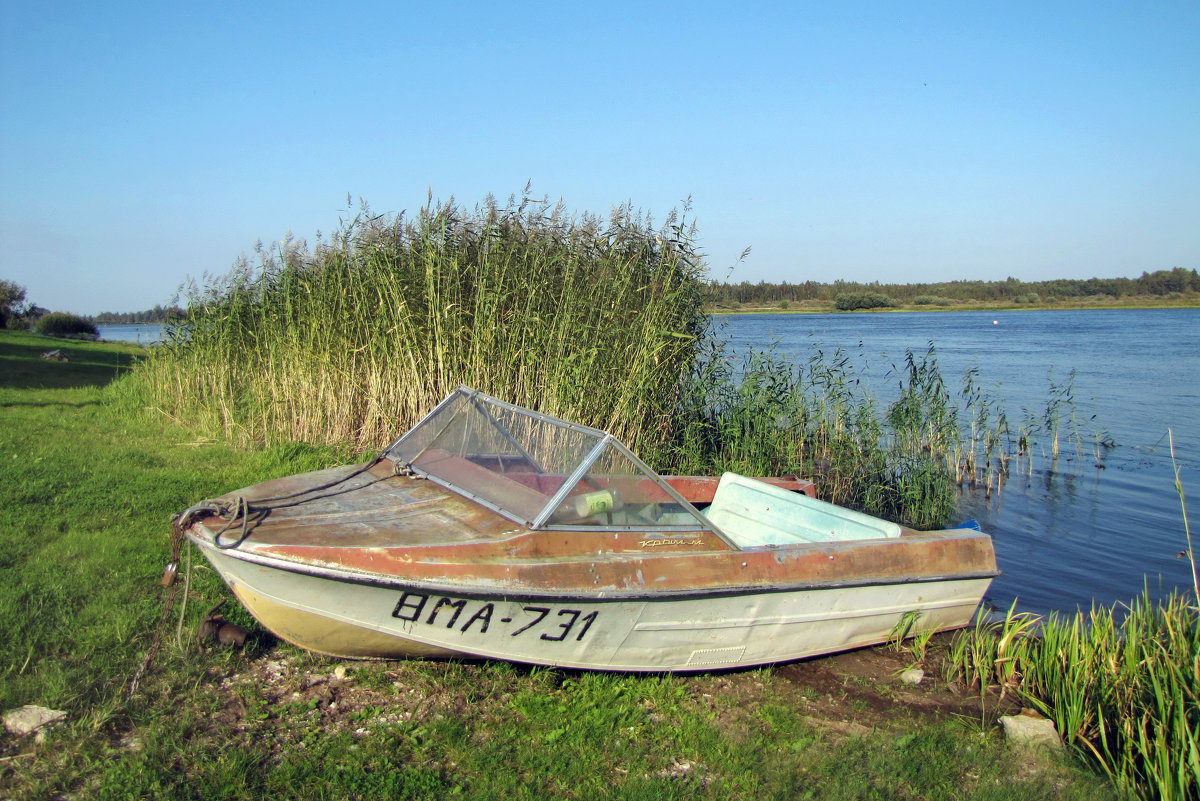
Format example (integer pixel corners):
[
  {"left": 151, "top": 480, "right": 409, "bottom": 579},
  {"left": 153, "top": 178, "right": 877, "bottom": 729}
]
[{"left": 385, "top": 387, "right": 715, "bottom": 531}]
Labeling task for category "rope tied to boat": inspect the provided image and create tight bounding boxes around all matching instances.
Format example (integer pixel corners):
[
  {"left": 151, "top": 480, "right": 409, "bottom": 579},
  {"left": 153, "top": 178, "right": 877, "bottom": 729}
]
[
  {"left": 172, "top": 451, "right": 391, "bottom": 552},
  {"left": 172, "top": 497, "right": 258, "bottom": 550},
  {"left": 129, "top": 453, "right": 397, "bottom": 700}
]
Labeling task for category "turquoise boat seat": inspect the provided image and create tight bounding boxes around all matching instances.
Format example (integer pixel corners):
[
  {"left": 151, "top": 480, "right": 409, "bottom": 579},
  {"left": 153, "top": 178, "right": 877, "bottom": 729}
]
[{"left": 704, "top": 473, "right": 902, "bottom": 548}]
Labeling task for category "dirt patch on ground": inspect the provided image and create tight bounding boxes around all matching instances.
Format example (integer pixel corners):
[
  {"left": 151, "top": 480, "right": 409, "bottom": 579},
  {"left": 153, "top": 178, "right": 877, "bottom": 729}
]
[
  {"left": 771, "top": 644, "right": 1006, "bottom": 725},
  {"left": 197, "top": 632, "right": 1016, "bottom": 745}
]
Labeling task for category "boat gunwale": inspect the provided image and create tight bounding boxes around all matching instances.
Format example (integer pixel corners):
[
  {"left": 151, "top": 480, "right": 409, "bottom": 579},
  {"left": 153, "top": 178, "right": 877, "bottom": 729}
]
[{"left": 185, "top": 528, "right": 1000, "bottom": 604}]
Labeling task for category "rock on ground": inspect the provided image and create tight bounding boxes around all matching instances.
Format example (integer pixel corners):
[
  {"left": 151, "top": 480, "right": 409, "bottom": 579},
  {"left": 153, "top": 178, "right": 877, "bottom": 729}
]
[
  {"left": 999, "top": 710, "right": 1063, "bottom": 751},
  {"left": 3, "top": 705, "right": 68, "bottom": 737}
]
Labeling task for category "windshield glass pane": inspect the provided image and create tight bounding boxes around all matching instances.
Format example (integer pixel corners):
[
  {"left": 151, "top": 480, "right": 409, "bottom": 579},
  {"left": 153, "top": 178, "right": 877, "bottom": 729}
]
[
  {"left": 546, "top": 443, "right": 713, "bottom": 529},
  {"left": 386, "top": 388, "right": 712, "bottom": 531}
]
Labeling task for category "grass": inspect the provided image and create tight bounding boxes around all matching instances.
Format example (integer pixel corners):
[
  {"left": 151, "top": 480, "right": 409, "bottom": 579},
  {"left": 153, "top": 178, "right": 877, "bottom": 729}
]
[
  {"left": 0, "top": 329, "right": 143, "bottom": 389},
  {"left": 0, "top": 331, "right": 1117, "bottom": 800}
]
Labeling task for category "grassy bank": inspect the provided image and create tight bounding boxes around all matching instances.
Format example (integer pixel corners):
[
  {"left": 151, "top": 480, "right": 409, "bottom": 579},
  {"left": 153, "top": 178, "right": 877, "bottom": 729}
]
[
  {"left": 944, "top": 593, "right": 1199, "bottom": 801},
  {"left": 0, "top": 332, "right": 1118, "bottom": 800}
]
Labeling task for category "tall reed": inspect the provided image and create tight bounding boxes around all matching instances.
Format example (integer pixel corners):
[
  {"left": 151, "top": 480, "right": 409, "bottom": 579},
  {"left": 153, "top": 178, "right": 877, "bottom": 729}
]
[
  {"left": 131, "top": 194, "right": 709, "bottom": 454},
  {"left": 127, "top": 192, "right": 1103, "bottom": 532}
]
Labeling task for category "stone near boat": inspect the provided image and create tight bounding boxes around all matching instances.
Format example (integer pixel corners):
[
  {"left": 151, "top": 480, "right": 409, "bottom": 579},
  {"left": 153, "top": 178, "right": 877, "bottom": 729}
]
[
  {"left": 999, "top": 710, "right": 1063, "bottom": 751},
  {"left": 3, "top": 705, "right": 68, "bottom": 741}
]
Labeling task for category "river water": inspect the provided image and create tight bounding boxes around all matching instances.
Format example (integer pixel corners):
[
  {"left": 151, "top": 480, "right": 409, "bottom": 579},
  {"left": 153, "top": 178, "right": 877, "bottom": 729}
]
[
  {"left": 96, "top": 323, "right": 166, "bottom": 345},
  {"left": 100, "top": 311, "right": 1198, "bottom": 614},
  {"left": 722, "top": 308, "right": 1199, "bottom": 615}
]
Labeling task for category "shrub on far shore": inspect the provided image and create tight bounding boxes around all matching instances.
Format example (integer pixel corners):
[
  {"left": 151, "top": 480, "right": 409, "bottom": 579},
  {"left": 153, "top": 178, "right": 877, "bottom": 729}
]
[
  {"left": 912, "top": 295, "right": 957, "bottom": 306},
  {"left": 835, "top": 292, "right": 896, "bottom": 311},
  {"left": 35, "top": 312, "right": 99, "bottom": 339}
]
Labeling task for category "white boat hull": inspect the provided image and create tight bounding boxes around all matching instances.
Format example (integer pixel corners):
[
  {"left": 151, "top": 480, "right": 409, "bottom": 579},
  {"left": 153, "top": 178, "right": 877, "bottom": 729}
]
[{"left": 199, "top": 544, "right": 990, "bottom": 672}]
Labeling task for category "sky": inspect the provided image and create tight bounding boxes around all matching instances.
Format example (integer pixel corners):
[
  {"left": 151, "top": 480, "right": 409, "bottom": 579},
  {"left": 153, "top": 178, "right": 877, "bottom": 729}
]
[{"left": 1, "top": 1, "right": 1197, "bottom": 315}]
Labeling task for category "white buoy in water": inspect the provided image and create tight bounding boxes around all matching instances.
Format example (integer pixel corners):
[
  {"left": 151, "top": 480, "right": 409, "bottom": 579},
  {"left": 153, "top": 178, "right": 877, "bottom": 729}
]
[{"left": 993, "top": 320, "right": 999, "bottom": 325}]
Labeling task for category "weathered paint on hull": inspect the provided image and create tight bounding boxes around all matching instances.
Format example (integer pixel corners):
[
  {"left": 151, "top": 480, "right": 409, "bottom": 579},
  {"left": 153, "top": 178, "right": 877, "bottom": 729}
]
[{"left": 199, "top": 544, "right": 990, "bottom": 671}]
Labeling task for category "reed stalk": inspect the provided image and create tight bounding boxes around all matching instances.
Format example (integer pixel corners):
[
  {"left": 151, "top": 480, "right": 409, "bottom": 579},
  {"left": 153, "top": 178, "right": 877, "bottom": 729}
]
[{"left": 1168, "top": 429, "right": 1198, "bottom": 604}]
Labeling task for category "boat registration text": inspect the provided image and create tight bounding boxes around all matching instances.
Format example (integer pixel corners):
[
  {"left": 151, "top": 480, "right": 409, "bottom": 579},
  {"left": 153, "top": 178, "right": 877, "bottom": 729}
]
[{"left": 391, "top": 591, "right": 599, "bottom": 642}]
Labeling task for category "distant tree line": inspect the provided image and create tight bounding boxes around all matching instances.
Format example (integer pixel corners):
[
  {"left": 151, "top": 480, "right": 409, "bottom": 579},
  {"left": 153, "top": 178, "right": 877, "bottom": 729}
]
[
  {"left": 90, "top": 305, "right": 183, "bottom": 324},
  {"left": 708, "top": 267, "right": 1200, "bottom": 307}
]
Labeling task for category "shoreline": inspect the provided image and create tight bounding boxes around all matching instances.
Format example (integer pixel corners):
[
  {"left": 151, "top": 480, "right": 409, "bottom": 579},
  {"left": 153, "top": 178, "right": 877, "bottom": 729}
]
[{"left": 709, "top": 298, "right": 1200, "bottom": 315}]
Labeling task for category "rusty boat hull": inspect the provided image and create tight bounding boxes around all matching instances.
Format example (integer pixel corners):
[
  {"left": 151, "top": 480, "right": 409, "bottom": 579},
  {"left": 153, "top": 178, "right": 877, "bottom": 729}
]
[{"left": 179, "top": 387, "right": 997, "bottom": 672}]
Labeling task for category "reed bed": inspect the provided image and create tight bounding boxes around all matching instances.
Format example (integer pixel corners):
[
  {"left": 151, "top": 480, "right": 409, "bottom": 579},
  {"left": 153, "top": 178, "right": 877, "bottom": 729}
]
[
  {"left": 131, "top": 194, "right": 709, "bottom": 454},
  {"left": 653, "top": 342, "right": 955, "bottom": 528},
  {"left": 943, "top": 592, "right": 1199, "bottom": 801}
]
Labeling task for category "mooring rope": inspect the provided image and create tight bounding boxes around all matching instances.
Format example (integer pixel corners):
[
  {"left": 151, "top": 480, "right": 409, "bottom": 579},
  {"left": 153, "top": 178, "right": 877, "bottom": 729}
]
[{"left": 129, "top": 450, "right": 393, "bottom": 699}]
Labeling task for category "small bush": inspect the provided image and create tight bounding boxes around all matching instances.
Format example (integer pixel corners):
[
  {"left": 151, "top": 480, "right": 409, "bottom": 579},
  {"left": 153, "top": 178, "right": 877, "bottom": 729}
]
[
  {"left": 35, "top": 312, "right": 99, "bottom": 339},
  {"left": 835, "top": 292, "right": 895, "bottom": 311},
  {"left": 912, "top": 295, "right": 956, "bottom": 306}
]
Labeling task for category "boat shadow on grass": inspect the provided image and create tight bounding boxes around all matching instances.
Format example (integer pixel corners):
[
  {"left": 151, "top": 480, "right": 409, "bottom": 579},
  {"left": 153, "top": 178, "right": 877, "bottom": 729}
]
[
  {"left": 0, "top": 400, "right": 103, "bottom": 408},
  {"left": 0, "top": 339, "right": 142, "bottom": 390}
]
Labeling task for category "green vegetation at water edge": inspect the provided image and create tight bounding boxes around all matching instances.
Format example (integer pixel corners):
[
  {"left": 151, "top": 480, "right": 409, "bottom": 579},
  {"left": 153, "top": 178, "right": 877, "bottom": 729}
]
[
  {"left": 944, "top": 592, "right": 1199, "bottom": 801},
  {"left": 0, "top": 329, "right": 143, "bottom": 389},
  {"left": 33, "top": 312, "right": 100, "bottom": 340},
  {"left": 709, "top": 267, "right": 1200, "bottom": 311},
  {"left": 652, "top": 340, "right": 1098, "bottom": 530},
  {"left": 0, "top": 331, "right": 1117, "bottom": 800},
  {"left": 91, "top": 304, "right": 183, "bottom": 325}
]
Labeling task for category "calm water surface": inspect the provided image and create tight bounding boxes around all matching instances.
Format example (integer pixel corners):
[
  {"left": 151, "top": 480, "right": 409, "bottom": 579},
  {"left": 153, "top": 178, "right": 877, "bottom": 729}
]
[
  {"left": 97, "top": 324, "right": 165, "bottom": 344},
  {"left": 722, "top": 308, "right": 1199, "bottom": 615}
]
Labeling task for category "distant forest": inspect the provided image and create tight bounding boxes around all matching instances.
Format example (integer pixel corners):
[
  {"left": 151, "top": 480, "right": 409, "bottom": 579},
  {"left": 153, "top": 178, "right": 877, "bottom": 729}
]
[
  {"left": 708, "top": 267, "right": 1199, "bottom": 307},
  {"left": 88, "top": 268, "right": 1197, "bottom": 320},
  {"left": 91, "top": 305, "right": 182, "bottom": 324}
]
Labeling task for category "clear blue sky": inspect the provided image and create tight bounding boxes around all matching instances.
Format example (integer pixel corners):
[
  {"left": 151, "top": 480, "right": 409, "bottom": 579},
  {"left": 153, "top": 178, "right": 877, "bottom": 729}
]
[{"left": 2, "top": 1, "right": 1197, "bottom": 315}]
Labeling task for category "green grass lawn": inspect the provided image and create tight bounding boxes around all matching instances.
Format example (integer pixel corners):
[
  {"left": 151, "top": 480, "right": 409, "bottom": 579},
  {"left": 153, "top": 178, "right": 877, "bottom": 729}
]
[{"left": 0, "top": 331, "right": 1116, "bottom": 800}]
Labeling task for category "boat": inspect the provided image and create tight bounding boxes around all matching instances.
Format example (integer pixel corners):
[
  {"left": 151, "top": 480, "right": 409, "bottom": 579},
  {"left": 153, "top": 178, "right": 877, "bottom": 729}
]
[{"left": 176, "top": 386, "right": 997, "bottom": 672}]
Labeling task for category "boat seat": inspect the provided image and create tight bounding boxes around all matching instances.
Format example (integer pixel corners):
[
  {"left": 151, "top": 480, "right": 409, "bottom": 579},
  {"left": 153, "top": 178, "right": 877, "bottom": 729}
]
[{"left": 704, "top": 473, "right": 902, "bottom": 548}]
